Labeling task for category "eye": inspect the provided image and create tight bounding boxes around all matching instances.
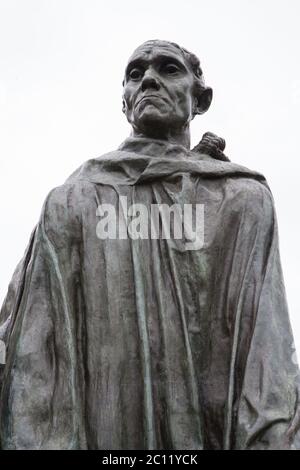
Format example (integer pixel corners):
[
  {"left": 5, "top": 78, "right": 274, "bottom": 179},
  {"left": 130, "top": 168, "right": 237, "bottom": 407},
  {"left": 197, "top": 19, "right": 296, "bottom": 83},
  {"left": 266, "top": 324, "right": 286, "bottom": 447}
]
[
  {"left": 128, "top": 68, "right": 143, "bottom": 81},
  {"left": 163, "top": 63, "right": 180, "bottom": 75}
]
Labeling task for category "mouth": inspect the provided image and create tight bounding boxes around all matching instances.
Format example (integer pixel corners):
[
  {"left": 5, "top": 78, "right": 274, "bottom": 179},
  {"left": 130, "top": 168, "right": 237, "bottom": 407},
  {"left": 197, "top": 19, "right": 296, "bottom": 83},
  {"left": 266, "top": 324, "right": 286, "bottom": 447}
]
[{"left": 136, "top": 95, "right": 168, "bottom": 106}]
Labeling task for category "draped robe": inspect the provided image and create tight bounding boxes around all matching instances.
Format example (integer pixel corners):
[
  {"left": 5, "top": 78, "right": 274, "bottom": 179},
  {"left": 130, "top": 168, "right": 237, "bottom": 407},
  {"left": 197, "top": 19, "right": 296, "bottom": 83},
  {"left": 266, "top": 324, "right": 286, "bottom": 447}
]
[{"left": 0, "top": 137, "right": 299, "bottom": 449}]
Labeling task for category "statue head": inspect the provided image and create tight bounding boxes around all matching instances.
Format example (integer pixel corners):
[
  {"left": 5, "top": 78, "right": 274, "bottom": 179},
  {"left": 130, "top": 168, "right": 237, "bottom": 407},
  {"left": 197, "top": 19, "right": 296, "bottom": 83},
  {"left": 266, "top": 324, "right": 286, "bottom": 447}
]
[{"left": 122, "top": 40, "right": 213, "bottom": 145}]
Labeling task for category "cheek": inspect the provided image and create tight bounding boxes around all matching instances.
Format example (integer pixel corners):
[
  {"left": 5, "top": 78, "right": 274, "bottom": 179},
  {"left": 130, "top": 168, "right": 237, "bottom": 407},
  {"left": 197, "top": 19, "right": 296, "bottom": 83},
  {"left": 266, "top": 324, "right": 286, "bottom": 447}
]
[
  {"left": 172, "top": 83, "right": 194, "bottom": 111},
  {"left": 123, "top": 86, "right": 136, "bottom": 109},
  {"left": 175, "top": 93, "right": 193, "bottom": 116}
]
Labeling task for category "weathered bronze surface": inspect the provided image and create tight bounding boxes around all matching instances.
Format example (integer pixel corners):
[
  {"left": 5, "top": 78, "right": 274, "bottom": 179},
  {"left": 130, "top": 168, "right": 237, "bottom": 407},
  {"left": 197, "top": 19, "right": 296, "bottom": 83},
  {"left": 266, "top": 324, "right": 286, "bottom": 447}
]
[{"left": 0, "top": 40, "right": 299, "bottom": 449}]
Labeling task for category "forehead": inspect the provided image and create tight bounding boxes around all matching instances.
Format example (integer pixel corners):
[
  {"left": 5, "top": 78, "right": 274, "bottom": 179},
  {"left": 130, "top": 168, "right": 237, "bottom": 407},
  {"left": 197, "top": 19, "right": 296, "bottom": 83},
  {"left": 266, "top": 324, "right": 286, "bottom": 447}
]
[{"left": 127, "top": 43, "right": 189, "bottom": 69}]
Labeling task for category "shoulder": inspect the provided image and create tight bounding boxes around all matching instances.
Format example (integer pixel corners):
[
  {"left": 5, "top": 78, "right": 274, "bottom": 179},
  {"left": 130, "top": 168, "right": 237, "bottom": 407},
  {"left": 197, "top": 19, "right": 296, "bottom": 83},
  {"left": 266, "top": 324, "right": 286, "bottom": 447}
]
[
  {"left": 44, "top": 179, "right": 98, "bottom": 216},
  {"left": 40, "top": 180, "right": 98, "bottom": 246},
  {"left": 226, "top": 176, "right": 273, "bottom": 202},
  {"left": 224, "top": 176, "right": 275, "bottom": 227}
]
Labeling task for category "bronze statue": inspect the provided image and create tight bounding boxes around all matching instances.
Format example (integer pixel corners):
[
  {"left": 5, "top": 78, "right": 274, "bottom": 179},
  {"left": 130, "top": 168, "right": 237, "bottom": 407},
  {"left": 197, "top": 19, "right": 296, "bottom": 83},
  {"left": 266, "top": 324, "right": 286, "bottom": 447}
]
[{"left": 0, "top": 40, "right": 299, "bottom": 450}]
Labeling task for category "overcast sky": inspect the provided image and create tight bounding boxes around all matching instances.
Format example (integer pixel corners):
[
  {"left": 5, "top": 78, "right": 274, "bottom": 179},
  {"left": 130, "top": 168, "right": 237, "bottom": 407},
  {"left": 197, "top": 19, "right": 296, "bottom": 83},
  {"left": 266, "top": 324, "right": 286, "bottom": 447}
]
[{"left": 0, "top": 0, "right": 299, "bottom": 352}]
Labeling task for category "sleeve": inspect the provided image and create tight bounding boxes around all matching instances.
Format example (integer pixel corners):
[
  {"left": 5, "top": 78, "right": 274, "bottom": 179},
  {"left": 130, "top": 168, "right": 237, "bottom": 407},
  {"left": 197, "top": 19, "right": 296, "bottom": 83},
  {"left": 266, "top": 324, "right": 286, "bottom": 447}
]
[
  {"left": 0, "top": 227, "right": 36, "bottom": 371},
  {"left": 0, "top": 185, "right": 86, "bottom": 449},
  {"left": 231, "top": 183, "right": 300, "bottom": 450}
]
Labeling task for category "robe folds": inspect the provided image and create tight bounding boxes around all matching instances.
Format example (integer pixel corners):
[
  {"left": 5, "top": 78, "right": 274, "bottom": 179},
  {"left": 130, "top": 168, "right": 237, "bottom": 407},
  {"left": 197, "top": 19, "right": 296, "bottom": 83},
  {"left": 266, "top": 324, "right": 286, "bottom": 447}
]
[{"left": 0, "top": 136, "right": 299, "bottom": 450}]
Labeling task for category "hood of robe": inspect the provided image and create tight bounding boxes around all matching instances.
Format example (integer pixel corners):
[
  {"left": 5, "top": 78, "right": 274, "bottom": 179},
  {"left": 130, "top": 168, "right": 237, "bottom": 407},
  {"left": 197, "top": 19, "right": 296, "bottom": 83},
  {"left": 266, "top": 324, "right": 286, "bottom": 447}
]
[{"left": 65, "top": 136, "right": 266, "bottom": 186}]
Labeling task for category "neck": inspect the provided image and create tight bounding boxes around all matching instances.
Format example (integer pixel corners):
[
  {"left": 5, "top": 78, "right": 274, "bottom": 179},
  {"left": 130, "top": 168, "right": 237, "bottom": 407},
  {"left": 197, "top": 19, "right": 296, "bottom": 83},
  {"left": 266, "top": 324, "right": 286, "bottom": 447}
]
[{"left": 131, "top": 124, "right": 191, "bottom": 149}]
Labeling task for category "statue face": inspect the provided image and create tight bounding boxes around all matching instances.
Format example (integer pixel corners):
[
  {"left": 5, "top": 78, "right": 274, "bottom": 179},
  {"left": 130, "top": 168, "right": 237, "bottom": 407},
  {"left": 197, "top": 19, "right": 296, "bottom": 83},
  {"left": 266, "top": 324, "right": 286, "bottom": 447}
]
[{"left": 122, "top": 43, "right": 196, "bottom": 136}]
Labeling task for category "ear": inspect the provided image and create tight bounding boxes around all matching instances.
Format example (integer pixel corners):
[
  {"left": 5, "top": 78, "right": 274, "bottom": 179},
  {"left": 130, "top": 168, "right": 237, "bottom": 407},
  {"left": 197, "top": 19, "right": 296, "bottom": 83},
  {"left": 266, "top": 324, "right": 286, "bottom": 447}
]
[{"left": 194, "top": 87, "right": 213, "bottom": 116}]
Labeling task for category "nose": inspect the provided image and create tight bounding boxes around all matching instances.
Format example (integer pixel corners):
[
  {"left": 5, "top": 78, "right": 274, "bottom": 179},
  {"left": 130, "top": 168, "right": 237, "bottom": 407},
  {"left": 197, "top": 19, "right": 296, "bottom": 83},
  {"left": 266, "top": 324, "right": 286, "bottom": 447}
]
[{"left": 141, "top": 69, "right": 160, "bottom": 92}]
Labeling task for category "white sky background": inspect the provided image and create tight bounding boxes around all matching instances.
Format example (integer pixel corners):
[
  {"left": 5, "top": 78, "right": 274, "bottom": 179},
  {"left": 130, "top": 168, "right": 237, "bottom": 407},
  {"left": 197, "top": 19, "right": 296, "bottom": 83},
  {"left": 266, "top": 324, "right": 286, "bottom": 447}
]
[{"left": 0, "top": 0, "right": 299, "bottom": 352}]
